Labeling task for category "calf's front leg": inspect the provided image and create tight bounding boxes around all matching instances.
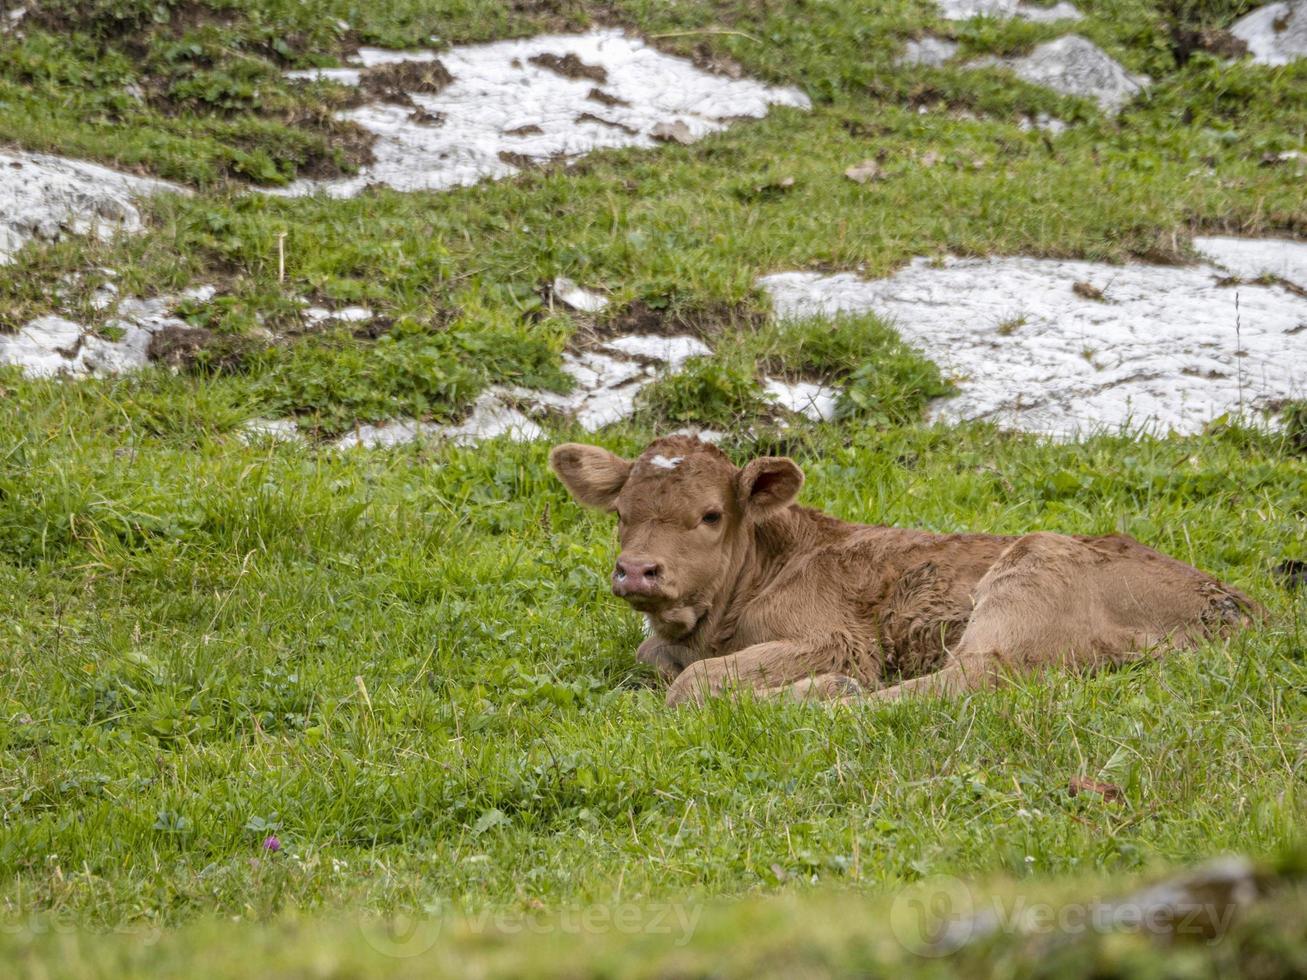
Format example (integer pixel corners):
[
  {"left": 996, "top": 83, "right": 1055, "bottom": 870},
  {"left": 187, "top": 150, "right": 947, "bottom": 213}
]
[
  {"left": 665, "top": 639, "right": 847, "bottom": 707},
  {"left": 635, "top": 635, "right": 690, "bottom": 684}
]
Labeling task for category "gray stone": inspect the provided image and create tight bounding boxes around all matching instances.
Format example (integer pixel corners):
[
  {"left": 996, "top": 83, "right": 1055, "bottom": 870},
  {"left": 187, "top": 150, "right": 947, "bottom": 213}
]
[{"left": 1231, "top": 0, "right": 1307, "bottom": 66}]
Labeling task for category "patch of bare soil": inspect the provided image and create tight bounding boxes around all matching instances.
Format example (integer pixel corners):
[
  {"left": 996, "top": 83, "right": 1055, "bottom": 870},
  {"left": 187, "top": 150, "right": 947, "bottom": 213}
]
[
  {"left": 586, "top": 86, "right": 630, "bottom": 107},
  {"left": 148, "top": 325, "right": 261, "bottom": 375},
  {"left": 593, "top": 299, "right": 765, "bottom": 340},
  {"left": 359, "top": 59, "right": 455, "bottom": 105},
  {"left": 687, "top": 42, "right": 746, "bottom": 79},
  {"left": 1170, "top": 25, "right": 1250, "bottom": 63},
  {"left": 575, "top": 111, "right": 637, "bottom": 133},
  {"left": 528, "top": 51, "right": 608, "bottom": 82}
]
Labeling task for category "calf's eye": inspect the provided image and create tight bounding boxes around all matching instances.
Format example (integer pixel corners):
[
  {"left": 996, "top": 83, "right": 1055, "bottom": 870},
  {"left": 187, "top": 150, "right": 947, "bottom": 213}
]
[{"left": 702, "top": 511, "right": 722, "bottom": 526}]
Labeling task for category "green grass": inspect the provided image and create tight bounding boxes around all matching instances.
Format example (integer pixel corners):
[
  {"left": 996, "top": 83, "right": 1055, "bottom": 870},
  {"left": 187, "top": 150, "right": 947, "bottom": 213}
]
[{"left": 1, "top": 0, "right": 1306, "bottom": 974}]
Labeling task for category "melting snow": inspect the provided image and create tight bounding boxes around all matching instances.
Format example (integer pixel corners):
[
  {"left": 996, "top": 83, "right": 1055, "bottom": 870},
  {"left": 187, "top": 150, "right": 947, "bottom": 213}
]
[
  {"left": 937, "top": 0, "right": 1083, "bottom": 20},
  {"left": 1, "top": 150, "right": 184, "bottom": 263},
  {"left": 760, "top": 242, "right": 1307, "bottom": 437},
  {"left": 0, "top": 286, "right": 213, "bottom": 378},
  {"left": 1194, "top": 236, "right": 1307, "bottom": 289},
  {"left": 1231, "top": 0, "right": 1307, "bottom": 66},
  {"left": 278, "top": 30, "right": 810, "bottom": 196},
  {"left": 764, "top": 378, "right": 840, "bottom": 421},
  {"left": 601, "top": 333, "right": 711, "bottom": 368},
  {"left": 329, "top": 332, "right": 713, "bottom": 448},
  {"left": 552, "top": 276, "right": 609, "bottom": 313},
  {"left": 241, "top": 418, "right": 305, "bottom": 444},
  {"left": 333, "top": 389, "right": 546, "bottom": 449}
]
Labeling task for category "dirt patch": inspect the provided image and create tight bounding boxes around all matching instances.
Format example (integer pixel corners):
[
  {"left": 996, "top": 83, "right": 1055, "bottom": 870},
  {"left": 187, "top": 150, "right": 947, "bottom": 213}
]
[
  {"left": 586, "top": 86, "right": 630, "bottom": 107},
  {"left": 360, "top": 59, "right": 454, "bottom": 104},
  {"left": 30, "top": 0, "right": 232, "bottom": 39},
  {"left": 575, "top": 112, "right": 637, "bottom": 134},
  {"left": 594, "top": 299, "right": 765, "bottom": 341},
  {"left": 1170, "top": 26, "right": 1251, "bottom": 64},
  {"left": 408, "top": 107, "right": 446, "bottom": 126},
  {"left": 528, "top": 52, "right": 608, "bottom": 82},
  {"left": 687, "top": 42, "right": 746, "bottom": 80},
  {"left": 148, "top": 325, "right": 261, "bottom": 375},
  {"left": 351, "top": 317, "right": 395, "bottom": 341},
  {"left": 1072, "top": 280, "right": 1107, "bottom": 301}
]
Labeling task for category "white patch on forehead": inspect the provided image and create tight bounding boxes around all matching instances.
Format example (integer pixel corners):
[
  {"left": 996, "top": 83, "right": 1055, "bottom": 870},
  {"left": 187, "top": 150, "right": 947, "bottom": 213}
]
[{"left": 649, "top": 455, "right": 683, "bottom": 470}]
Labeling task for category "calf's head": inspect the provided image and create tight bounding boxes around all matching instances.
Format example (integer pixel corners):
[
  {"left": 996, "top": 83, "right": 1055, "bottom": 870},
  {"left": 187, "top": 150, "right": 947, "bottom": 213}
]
[{"left": 549, "top": 436, "right": 803, "bottom": 639}]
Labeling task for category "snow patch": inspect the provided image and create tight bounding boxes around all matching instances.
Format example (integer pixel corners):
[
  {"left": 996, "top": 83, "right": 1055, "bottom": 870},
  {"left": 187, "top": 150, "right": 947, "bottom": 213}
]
[
  {"left": 764, "top": 378, "right": 840, "bottom": 421},
  {"left": 670, "top": 427, "right": 726, "bottom": 444},
  {"left": 552, "top": 277, "right": 609, "bottom": 313},
  {"left": 937, "top": 0, "right": 1082, "bottom": 21},
  {"left": 0, "top": 150, "right": 185, "bottom": 263},
  {"left": 759, "top": 248, "right": 1307, "bottom": 438},
  {"left": 303, "top": 305, "right": 374, "bottom": 326},
  {"left": 333, "top": 389, "right": 545, "bottom": 449},
  {"left": 601, "top": 333, "right": 711, "bottom": 368},
  {"left": 277, "top": 30, "right": 810, "bottom": 196},
  {"left": 0, "top": 286, "right": 213, "bottom": 378},
  {"left": 241, "top": 419, "right": 306, "bottom": 444},
  {"left": 1195, "top": 236, "right": 1307, "bottom": 290},
  {"left": 1230, "top": 0, "right": 1307, "bottom": 66},
  {"left": 328, "top": 331, "right": 716, "bottom": 449},
  {"left": 978, "top": 36, "right": 1149, "bottom": 113}
]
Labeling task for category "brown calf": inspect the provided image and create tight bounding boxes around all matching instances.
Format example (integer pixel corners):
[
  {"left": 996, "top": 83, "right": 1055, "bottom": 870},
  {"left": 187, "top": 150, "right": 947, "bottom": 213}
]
[{"left": 550, "top": 436, "right": 1259, "bottom": 706}]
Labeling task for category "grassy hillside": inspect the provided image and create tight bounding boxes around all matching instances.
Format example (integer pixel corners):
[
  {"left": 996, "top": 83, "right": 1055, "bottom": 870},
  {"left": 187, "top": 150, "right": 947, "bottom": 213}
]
[{"left": 1, "top": 0, "right": 1305, "bottom": 976}]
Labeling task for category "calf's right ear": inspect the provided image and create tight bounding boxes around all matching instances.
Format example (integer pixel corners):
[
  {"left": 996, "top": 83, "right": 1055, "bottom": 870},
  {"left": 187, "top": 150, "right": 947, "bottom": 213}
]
[{"left": 549, "top": 443, "right": 632, "bottom": 510}]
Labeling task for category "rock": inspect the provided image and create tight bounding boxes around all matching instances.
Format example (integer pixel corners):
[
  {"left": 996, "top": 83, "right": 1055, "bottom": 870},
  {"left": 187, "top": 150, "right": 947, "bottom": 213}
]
[
  {"left": 1231, "top": 0, "right": 1307, "bottom": 66},
  {"left": 844, "top": 159, "right": 885, "bottom": 183},
  {"left": 898, "top": 37, "right": 961, "bottom": 67},
  {"left": 987, "top": 35, "right": 1149, "bottom": 114},
  {"left": 937, "top": 0, "right": 1082, "bottom": 21},
  {"left": 0, "top": 150, "right": 185, "bottom": 263},
  {"left": 650, "top": 120, "right": 695, "bottom": 145},
  {"left": 180, "top": 284, "right": 218, "bottom": 303}
]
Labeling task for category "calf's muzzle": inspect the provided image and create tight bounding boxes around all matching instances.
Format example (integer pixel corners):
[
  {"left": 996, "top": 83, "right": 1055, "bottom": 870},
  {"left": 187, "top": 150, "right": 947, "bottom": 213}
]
[{"left": 612, "top": 555, "right": 662, "bottom": 598}]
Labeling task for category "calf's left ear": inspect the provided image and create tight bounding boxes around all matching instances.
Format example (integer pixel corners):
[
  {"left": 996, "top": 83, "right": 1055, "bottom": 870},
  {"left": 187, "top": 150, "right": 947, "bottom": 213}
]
[
  {"left": 737, "top": 457, "right": 804, "bottom": 516},
  {"left": 549, "top": 443, "right": 632, "bottom": 510}
]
